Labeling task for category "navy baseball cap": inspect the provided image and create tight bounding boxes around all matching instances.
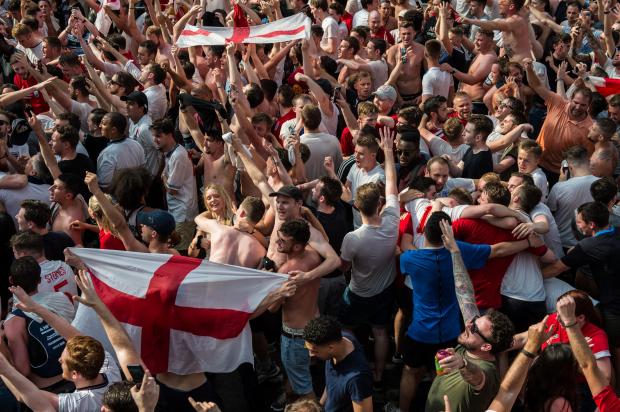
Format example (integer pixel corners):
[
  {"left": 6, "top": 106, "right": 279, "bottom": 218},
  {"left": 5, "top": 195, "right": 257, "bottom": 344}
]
[{"left": 137, "top": 210, "right": 175, "bottom": 236}]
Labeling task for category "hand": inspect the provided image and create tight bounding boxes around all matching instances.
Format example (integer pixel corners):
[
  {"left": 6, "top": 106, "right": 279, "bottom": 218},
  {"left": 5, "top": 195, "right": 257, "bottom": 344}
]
[
  {"left": 442, "top": 395, "right": 452, "bottom": 412},
  {"left": 64, "top": 248, "right": 87, "bottom": 270},
  {"left": 323, "top": 156, "right": 335, "bottom": 174},
  {"left": 525, "top": 315, "right": 553, "bottom": 351},
  {"left": 378, "top": 126, "right": 395, "bottom": 153},
  {"left": 288, "top": 270, "right": 313, "bottom": 287},
  {"left": 520, "top": 123, "right": 534, "bottom": 133},
  {"left": 70, "top": 220, "right": 86, "bottom": 231},
  {"left": 522, "top": 58, "right": 533, "bottom": 71},
  {"left": 25, "top": 111, "right": 43, "bottom": 134},
  {"left": 528, "top": 233, "right": 544, "bottom": 248},
  {"left": 189, "top": 398, "right": 222, "bottom": 412},
  {"left": 301, "top": 39, "right": 309, "bottom": 51},
  {"left": 512, "top": 222, "right": 534, "bottom": 239},
  {"left": 439, "top": 219, "right": 459, "bottom": 253},
  {"left": 9, "top": 285, "right": 41, "bottom": 313},
  {"left": 276, "top": 279, "right": 297, "bottom": 298},
  {"left": 84, "top": 172, "right": 101, "bottom": 194},
  {"left": 189, "top": 4, "right": 204, "bottom": 15},
  {"left": 437, "top": 348, "right": 465, "bottom": 373},
  {"left": 556, "top": 295, "right": 577, "bottom": 327},
  {"left": 440, "top": 63, "right": 453, "bottom": 73},
  {"left": 557, "top": 60, "right": 567, "bottom": 79},
  {"left": 130, "top": 370, "right": 159, "bottom": 412},
  {"left": 34, "top": 76, "right": 56, "bottom": 90},
  {"left": 226, "top": 43, "right": 236, "bottom": 56},
  {"left": 73, "top": 269, "right": 105, "bottom": 308},
  {"left": 575, "top": 62, "right": 588, "bottom": 78},
  {"left": 294, "top": 72, "right": 307, "bottom": 82}
]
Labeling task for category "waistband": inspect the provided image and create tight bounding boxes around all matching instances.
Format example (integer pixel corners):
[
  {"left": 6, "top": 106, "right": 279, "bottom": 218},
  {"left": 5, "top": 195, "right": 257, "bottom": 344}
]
[{"left": 282, "top": 324, "right": 305, "bottom": 339}]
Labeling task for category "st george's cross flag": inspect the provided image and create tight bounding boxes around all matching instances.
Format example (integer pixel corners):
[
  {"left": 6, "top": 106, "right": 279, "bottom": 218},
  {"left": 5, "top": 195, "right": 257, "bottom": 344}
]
[
  {"left": 176, "top": 12, "right": 311, "bottom": 47},
  {"left": 586, "top": 76, "right": 620, "bottom": 97},
  {"left": 70, "top": 248, "right": 286, "bottom": 374}
]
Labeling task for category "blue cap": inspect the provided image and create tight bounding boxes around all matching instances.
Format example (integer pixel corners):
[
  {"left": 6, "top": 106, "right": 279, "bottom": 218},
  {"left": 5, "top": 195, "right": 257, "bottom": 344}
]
[{"left": 137, "top": 210, "right": 175, "bottom": 237}]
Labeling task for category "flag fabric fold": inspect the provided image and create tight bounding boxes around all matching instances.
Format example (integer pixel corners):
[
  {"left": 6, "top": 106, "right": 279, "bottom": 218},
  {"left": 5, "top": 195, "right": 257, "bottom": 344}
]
[
  {"left": 69, "top": 248, "right": 286, "bottom": 374},
  {"left": 587, "top": 76, "right": 620, "bottom": 97},
  {"left": 176, "top": 12, "right": 311, "bottom": 47}
]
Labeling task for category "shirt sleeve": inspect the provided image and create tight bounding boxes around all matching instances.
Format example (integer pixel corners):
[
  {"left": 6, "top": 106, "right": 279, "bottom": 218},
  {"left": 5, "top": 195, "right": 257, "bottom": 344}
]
[
  {"left": 422, "top": 73, "right": 432, "bottom": 96},
  {"left": 594, "top": 386, "right": 620, "bottom": 412},
  {"left": 456, "top": 240, "right": 491, "bottom": 269},
  {"left": 165, "top": 153, "right": 192, "bottom": 193},
  {"left": 124, "top": 60, "right": 142, "bottom": 81},
  {"left": 347, "top": 374, "right": 373, "bottom": 403},
  {"left": 96, "top": 151, "right": 115, "bottom": 188},
  {"left": 547, "top": 186, "right": 559, "bottom": 212},
  {"left": 561, "top": 243, "right": 590, "bottom": 269},
  {"left": 340, "top": 232, "right": 356, "bottom": 262}
]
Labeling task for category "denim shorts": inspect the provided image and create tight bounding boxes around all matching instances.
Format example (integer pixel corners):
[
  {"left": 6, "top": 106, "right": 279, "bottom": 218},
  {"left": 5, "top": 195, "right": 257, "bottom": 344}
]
[{"left": 280, "top": 333, "right": 313, "bottom": 396}]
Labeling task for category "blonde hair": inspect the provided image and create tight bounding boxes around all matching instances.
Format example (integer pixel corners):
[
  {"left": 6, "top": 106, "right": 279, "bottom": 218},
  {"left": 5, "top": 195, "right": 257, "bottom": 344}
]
[
  {"left": 88, "top": 194, "right": 120, "bottom": 237},
  {"left": 203, "top": 183, "right": 235, "bottom": 225}
]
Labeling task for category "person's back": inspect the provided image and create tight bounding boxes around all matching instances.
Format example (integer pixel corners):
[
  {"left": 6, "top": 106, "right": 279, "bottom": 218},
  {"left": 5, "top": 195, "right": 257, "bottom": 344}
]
[
  {"left": 301, "top": 131, "right": 343, "bottom": 181},
  {"left": 208, "top": 225, "right": 265, "bottom": 268}
]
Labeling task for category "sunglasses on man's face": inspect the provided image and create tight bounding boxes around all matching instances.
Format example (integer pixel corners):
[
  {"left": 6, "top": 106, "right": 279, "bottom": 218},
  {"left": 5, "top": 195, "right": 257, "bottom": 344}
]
[{"left": 469, "top": 315, "right": 493, "bottom": 344}]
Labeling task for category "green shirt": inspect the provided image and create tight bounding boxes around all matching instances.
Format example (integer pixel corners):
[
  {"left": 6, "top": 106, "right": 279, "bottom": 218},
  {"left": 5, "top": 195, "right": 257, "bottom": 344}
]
[{"left": 425, "top": 345, "right": 499, "bottom": 412}]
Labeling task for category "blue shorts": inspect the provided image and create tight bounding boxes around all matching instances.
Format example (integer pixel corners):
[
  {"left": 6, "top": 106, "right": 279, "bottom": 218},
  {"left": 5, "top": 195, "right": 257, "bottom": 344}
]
[{"left": 280, "top": 333, "right": 313, "bottom": 396}]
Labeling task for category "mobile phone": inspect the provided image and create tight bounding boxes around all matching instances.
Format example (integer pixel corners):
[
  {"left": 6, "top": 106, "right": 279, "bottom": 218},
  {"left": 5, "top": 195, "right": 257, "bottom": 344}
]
[
  {"left": 331, "top": 86, "right": 341, "bottom": 103},
  {"left": 262, "top": 256, "right": 276, "bottom": 272},
  {"left": 195, "top": 235, "right": 204, "bottom": 249},
  {"left": 127, "top": 364, "right": 145, "bottom": 384},
  {"left": 400, "top": 47, "right": 407, "bottom": 64}
]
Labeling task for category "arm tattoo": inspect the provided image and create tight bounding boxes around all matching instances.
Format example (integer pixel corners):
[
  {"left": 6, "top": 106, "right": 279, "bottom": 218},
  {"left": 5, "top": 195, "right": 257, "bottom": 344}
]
[{"left": 451, "top": 250, "right": 480, "bottom": 323}]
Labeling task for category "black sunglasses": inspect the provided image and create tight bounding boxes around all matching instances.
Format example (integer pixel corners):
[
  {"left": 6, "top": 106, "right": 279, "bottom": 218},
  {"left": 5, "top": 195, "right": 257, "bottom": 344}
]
[{"left": 469, "top": 315, "right": 493, "bottom": 344}]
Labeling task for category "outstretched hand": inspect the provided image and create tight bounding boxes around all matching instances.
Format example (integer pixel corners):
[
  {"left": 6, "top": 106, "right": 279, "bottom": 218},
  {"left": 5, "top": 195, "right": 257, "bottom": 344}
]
[
  {"left": 439, "top": 219, "right": 459, "bottom": 253},
  {"left": 72, "top": 270, "right": 104, "bottom": 309}
]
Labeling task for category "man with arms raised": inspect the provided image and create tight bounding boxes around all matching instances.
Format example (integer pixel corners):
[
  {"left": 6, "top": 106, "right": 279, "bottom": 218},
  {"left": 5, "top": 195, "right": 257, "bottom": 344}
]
[{"left": 195, "top": 196, "right": 267, "bottom": 268}]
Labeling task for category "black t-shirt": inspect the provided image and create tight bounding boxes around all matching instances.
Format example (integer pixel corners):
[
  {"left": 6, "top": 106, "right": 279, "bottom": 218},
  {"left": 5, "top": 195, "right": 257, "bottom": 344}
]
[
  {"left": 58, "top": 153, "right": 96, "bottom": 180},
  {"left": 155, "top": 376, "right": 220, "bottom": 412},
  {"left": 313, "top": 202, "right": 353, "bottom": 278},
  {"left": 83, "top": 134, "right": 108, "bottom": 165},
  {"left": 43, "top": 231, "right": 75, "bottom": 261},
  {"left": 461, "top": 147, "right": 493, "bottom": 179},
  {"left": 562, "top": 227, "right": 620, "bottom": 313}
]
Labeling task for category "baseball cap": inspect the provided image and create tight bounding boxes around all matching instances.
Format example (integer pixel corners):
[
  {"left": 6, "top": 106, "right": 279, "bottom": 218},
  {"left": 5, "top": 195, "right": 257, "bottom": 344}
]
[
  {"left": 269, "top": 185, "right": 303, "bottom": 201},
  {"left": 120, "top": 91, "right": 149, "bottom": 110},
  {"left": 373, "top": 85, "right": 397, "bottom": 102},
  {"left": 137, "top": 210, "right": 175, "bottom": 237}
]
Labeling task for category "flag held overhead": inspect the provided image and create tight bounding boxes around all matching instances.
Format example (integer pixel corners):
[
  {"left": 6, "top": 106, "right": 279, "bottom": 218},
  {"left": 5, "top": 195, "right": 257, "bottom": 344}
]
[{"left": 176, "top": 12, "right": 311, "bottom": 47}]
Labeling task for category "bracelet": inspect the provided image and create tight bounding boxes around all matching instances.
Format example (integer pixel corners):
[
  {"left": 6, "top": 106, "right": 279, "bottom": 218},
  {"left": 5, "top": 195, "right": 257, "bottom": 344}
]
[
  {"left": 527, "top": 237, "right": 532, "bottom": 247},
  {"left": 521, "top": 348, "right": 538, "bottom": 359},
  {"left": 564, "top": 320, "right": 579, "bottom": 328},
  {"left": 605, "top": 11, "right": 610, "bottom": 14}
]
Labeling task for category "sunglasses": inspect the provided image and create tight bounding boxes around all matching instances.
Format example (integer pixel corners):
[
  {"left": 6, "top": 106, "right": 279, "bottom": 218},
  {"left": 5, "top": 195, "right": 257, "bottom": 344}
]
[{"left": 469, "top": 315, "right": 493, "bottom": 344}]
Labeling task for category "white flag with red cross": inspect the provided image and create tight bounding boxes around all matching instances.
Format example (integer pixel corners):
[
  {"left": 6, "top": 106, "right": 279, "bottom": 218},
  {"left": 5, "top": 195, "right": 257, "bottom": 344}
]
[
  {"left": 176, "top": 12, "right": 311, "bottom": 47},
  {"left": 70, "top": 248, "right": 286, "bottom": 374}
]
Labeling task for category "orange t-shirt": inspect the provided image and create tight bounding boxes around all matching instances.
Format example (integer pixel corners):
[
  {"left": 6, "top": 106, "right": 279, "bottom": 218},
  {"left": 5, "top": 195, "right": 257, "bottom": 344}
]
[{"left": 536, "top": 93, "right": 594, "bottom": 173}]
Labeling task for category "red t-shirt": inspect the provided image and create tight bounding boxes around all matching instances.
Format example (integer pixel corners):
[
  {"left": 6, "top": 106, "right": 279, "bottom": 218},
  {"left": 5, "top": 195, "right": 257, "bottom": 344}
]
[
  {"left": 448, "top": 112, "right": 467, "bottom": 126},
  {"left": 99, "top": 230, "right": 126, "bottom": 251},
  {"left": 452, "top": 218, "right": 547, "bottom": 309},
  {"left": 13, "top": 74, "right": 49, "bottom": 114},
  {"left": 594, "top": 386, "right": 620, "bottom": 412},
  {"left": 542, "top": 313, "right": 610, "bottom": 359},
  {"left": 370, "top": 27, "right": 395, "bottom": 45},
  {"left": 396, "top": 211, "right": 413, "bottom": 287},
  {"left": 274, "top": 108, "right": 296, "bottom": 140},
  {"left": 342, "top": 12, "right": 353, "bottom": 32}
]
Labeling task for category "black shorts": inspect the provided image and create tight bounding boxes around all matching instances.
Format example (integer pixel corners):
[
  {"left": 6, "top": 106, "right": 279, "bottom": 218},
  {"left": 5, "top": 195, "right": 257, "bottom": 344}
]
[
  {"left": 402, "top": 335, "right": 458, "bottom": 369},
  {"left": 338, "top": 284, "right": 395, "bottom": 328},
  {"left": 601, "top": 309, "right": 620, "bottom": 347},
  {"left": 396, "top": 285, "right": 413, "bottom": 317}
]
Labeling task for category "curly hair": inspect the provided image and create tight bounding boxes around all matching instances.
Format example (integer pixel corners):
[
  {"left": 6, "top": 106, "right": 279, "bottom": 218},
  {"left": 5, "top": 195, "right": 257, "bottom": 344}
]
[
  {"left": 486, "top": 309, "right": 515, "bottom": 354},
  {"left": 303, "top": 316, "right": 342, "bottom": 345}
]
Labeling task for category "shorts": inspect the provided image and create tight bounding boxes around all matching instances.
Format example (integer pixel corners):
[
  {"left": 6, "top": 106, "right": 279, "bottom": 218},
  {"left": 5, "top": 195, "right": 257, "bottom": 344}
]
[
  {"left": 402, "top": 335, "right": 458, "bottom": 369},
  {"left": 338, "top": 284, "right": 395, "bottom": 328},
  {"left": 396, "top": 285, "right": 413, "bottom": 317},
  {"left": 601, "top": 309, "right": 620, "bottom": 347},
  {"left": 280, "top": 332, "right": 313, "bottom": 396},
  {"left": 399, "top": 92, "right": 421, "bottom": 107}
]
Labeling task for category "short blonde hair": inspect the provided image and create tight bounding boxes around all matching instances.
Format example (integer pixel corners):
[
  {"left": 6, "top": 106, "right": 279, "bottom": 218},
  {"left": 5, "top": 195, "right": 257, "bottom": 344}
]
[{"left": 12, "top": 22, "right": 32, "bottom": 38}]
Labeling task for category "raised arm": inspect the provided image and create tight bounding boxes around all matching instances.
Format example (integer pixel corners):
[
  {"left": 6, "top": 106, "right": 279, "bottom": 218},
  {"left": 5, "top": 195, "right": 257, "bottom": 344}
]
[
  {"left": 230, "top": 133, "right": 275, "bottom": 204},
  {"left": 523, "top": 58, "right": 555, "bottom": 101},
  {"left": 74, "top": 270, "right": 144, "bottom": 381},
  {"left": 487, "top": 123, "right": 532, "bottom": 153},
  {"left": 27, "top": 111, "right": 61, "bottom": 180},
  {"left": 440, "top": 219, "right": 480, "bottom": 323},
  {"left": 84, "top": 172, "right": 149, "bottom": 252},
  {"left": 0, "top": 353, "right": 57, "bottom": 412},
  {"left": 173, "top": 4, "right": 204, "bottom": 43},
  {"left": 380, "top": 127, "right": 397, "bottom": 197}
]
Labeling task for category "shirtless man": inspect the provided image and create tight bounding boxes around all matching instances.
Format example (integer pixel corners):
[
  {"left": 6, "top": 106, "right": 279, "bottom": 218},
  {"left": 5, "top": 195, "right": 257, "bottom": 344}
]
[
  {"left": 49, "top": 174, "right": 85, "bottom": 245},
  {"left": 461, "top": 0, "right": 533, "bottom": 62},
  {"left": 194, "top": 196, "right": 266, "bottom": 268},
  {"left": 180, "top": 106, "right": 235, "bottom": 200},
  {"left": 230, "top": 133, "right": 340, "bottom": 276},
  {"left": 273, "top": 219, "right": 323, "bottom": 401},
  {"left": 386, "top": 20, "right": 426, "bottom": 105},
  {"left": 84, "top": 172, "right": 179, "bottom": 255},
  {"left": 440, "top": 30, "right": 497, "bottom": 104}
]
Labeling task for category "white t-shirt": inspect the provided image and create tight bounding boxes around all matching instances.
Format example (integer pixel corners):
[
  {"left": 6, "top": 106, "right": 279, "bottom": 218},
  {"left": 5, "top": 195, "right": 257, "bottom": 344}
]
[
  {"left": 530, "top": 202, "right": 564, "bottom": 259},
  {"left": 347, "top": 163, "right": 386, "bottom": 228},
  {"left": 300, "top": 132, "right": 343, "bottom": 181},
  {"left": 321, "top": 16, "right": 341, "bottom": 60},
  {"left": 58, "top": 351, "right": 122, "bottom": 412},
  {"left": 38, "top": 260, "right": 78, "bottom": 296},
  {"left": 352, "top": 9, "right": 369, "bottom": 28},
  {"left": 96, "top": 138, "right": 146, "bottom": 189},
  {"left": 341, "top": 194, "right": 399, "bottom": 297},
  {"left": 129, "top": 114, "right": 162, "bottom": 178},
  {"left": 164, "top": 145, "right": 199, "bottom": 223},
  {"left": 500, "top": 212, "right": 546, "bottom": 302},
  {"left": 143, "top": 84, "right": 168, "bottom": 121},
  {"left": 319, "top": 102, "right": 340, "bottom": 137},
  {"left": 422, "top": 67, "right": 453, "bottom": 99},
  {"left": 531, "top": 167, "right": 549, "bottom": 202},
  {"left": 428, "top": 137, "right": 469, "bottom": 163},
  {"left": 0, "top": 179, "right": 51, "bottom": 226},
  {"left": 367, "top": 59, "right": 389, "bottom": 91}
]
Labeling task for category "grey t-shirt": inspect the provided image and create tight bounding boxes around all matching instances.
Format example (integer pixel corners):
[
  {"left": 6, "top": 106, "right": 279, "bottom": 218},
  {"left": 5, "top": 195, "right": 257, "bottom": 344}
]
[{"left": 341, "top": 194, "right": 399, "bottom": 297}]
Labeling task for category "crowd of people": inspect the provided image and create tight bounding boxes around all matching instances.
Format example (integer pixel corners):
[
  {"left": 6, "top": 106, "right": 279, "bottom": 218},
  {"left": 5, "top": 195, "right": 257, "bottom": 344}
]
[{"left": 0, "top": 0, "right": 618, "bottom": 410}]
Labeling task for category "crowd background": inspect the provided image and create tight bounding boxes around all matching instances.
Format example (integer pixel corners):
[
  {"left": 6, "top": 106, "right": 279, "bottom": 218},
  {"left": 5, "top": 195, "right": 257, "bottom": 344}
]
[{"left": 0, "top": 0, "right": 619, "bottom": 410}]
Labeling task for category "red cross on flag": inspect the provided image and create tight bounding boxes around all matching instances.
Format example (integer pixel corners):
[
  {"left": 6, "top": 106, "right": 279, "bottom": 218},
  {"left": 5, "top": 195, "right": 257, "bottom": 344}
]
[
  {"left": 70, "top": 248, "right": 286, "bottom": 374},
  {"left": 176, "top": 12, "right": 311, "bottom": 47},
  {"left": 586, "top": 76, "right": 620, "bottom": 97}
]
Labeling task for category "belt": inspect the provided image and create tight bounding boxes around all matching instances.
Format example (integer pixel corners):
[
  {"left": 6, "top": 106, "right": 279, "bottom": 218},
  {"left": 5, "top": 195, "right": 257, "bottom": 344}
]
[{"left": 281, "top": 325, "right": 305, "bottom": 339}]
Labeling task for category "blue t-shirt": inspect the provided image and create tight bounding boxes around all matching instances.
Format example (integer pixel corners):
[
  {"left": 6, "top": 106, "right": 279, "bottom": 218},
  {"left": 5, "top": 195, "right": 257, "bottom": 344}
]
[
  {"left": 400, "top": 241, "right": 491, "bottom": 343},
  {"left": 324, "top": 333, "right": 373, "bottom": 412}
]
